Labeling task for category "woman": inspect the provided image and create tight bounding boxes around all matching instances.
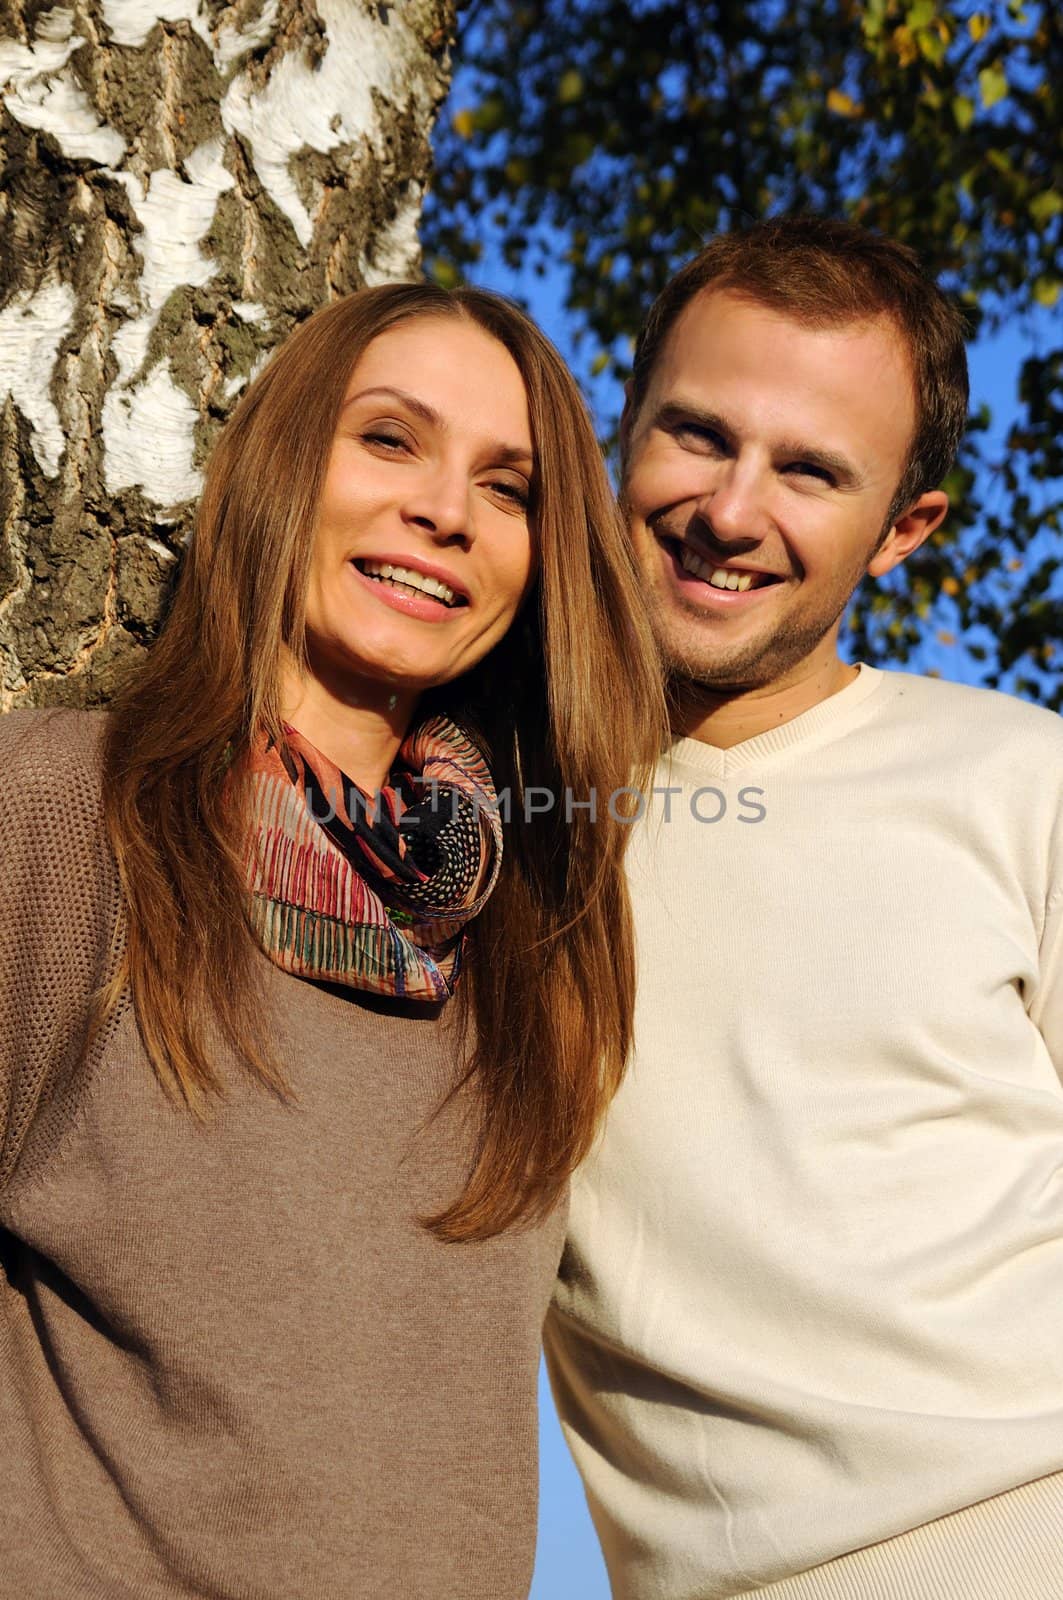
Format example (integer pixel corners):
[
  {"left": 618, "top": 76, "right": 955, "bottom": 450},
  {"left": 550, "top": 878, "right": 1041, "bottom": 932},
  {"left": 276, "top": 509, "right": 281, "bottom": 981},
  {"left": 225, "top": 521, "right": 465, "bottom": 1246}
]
[{"left": 0, "top": 285, "right": 663, "bottom": 1598}]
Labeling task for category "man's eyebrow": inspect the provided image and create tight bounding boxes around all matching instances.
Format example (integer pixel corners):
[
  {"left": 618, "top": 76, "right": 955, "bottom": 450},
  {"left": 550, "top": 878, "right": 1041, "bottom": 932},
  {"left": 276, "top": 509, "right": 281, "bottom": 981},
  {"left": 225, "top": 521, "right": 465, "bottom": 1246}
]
[
  {"left": 346, "top": 385, "right": 533, "bottom": 468},
  {"left": 653, "top": 400, "right": 730, "bottom": 438},
  {"left": 772, "top": 436, "right": 863, "bottom": 485},
  {"left": 653, "top": 399, "right": 863, "bottom": 485}
]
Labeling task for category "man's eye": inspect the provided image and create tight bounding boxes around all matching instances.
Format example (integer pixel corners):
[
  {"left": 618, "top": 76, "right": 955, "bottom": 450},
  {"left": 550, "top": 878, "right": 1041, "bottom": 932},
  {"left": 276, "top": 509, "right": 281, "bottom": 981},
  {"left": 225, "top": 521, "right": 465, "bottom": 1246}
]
[
  {"left": 787, "top": 461, "right": 834, "bottom": 484},
  {"left": 675, "top": 423, "right": 726, "bottom": 452}
]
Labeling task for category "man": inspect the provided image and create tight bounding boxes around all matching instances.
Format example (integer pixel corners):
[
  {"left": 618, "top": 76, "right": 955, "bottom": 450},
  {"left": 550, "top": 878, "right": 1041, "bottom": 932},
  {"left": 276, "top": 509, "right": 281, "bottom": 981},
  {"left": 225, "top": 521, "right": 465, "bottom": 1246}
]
[{"left": 544, "top": 217, "right": 1063, "bottom": 1599}]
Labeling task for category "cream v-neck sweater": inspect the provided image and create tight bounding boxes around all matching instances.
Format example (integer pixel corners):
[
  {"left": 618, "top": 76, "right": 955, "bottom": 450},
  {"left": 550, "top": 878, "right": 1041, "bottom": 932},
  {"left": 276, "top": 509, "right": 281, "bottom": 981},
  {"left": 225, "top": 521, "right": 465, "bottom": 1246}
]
[
  {"left": 0, "top": 709, "right": 564, "bottom": 1599},
  {"left": 545, "top": 666, "right": 1063, "bottom": 1600}
]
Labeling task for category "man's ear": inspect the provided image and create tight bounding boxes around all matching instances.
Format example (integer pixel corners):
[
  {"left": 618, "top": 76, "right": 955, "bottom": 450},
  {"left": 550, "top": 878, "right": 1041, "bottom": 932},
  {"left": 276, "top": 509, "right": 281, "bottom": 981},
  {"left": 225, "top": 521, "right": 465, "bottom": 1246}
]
[{"left": 868, "top": 490, "right": 950, "bottom": 578}]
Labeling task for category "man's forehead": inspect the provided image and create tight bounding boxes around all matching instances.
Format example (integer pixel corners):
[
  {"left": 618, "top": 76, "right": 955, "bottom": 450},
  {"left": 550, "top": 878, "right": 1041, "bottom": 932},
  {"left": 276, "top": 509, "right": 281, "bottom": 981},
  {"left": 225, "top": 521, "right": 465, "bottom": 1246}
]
[
  {"left": 666, "top": 286, "right": 901, "bottom": 360},
  {"left": 649, "top": 290, "right": 916, "bottom": 411},
  {"left": 628, "top": 288, "right": 918, "bottom": 488}
]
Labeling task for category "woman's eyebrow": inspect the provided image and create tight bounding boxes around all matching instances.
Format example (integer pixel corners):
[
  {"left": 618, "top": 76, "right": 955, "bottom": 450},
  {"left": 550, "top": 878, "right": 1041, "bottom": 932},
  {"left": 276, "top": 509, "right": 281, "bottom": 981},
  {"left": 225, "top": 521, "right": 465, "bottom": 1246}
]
[
  {"left": 345, "top": 384, "right": 440, "bottom": 424},
  {"left": 345, "top": 385, "right": 533, "bottom": 467}
]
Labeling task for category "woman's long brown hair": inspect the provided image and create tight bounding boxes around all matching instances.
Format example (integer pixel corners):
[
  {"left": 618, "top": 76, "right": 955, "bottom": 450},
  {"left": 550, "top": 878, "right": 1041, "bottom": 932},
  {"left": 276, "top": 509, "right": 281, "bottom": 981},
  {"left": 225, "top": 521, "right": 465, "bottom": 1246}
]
[{"left": 98, "top": 283, "right": 666, "bottom": 1241}]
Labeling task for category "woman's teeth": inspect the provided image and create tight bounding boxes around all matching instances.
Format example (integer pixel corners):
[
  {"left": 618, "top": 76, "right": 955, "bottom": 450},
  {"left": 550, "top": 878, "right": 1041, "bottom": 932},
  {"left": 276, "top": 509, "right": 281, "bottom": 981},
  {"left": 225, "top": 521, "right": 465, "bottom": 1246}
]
[
  {"left": 359, "top": 560, "right": 458, "bottom": 607},
  {"left": 677, "top": 545, "right": 756, "bottom": 591}
]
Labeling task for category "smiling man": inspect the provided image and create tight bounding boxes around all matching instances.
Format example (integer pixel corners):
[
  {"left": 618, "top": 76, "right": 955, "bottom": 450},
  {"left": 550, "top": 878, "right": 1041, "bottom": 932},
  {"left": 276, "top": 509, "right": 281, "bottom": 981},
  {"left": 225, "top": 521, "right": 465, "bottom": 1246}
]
[{"left": 545, "top": 218, "right": 1063, "bottom": 1600}]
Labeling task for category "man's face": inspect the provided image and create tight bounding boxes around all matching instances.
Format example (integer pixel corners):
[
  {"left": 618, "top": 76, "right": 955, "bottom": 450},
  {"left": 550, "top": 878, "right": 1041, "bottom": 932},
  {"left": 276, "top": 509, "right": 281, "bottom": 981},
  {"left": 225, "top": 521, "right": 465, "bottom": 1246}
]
[{"left": 623, "top": 288, "right": 925, "bottom": 695}]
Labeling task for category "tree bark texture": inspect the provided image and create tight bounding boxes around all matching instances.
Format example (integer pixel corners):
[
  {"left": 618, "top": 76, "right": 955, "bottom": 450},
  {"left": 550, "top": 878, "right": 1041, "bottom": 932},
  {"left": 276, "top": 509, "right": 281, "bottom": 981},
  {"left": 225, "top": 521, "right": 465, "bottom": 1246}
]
[{"left": 0, "top": 0, "right": 455, "bottom": 709}]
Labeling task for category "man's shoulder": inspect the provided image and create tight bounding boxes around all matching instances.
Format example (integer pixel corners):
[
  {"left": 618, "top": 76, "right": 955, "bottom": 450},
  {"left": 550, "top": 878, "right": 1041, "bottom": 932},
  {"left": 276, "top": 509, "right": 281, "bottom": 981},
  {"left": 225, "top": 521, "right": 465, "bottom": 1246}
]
[{"left": 874, "top": 668, "right": 1063, "bottom": 759}]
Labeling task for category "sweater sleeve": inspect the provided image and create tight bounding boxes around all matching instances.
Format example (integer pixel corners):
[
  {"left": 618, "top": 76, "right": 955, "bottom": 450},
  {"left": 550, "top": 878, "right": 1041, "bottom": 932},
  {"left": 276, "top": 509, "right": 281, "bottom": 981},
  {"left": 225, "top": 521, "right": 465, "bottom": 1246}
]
[{"left": 0, "top": 709, "right": 122, "bottom": 1191}]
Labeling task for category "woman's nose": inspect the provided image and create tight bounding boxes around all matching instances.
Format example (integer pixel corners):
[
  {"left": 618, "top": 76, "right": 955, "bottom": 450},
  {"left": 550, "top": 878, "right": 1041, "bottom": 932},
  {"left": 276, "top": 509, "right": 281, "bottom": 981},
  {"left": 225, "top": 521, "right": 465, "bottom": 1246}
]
[{"left": 403, "top": 468, "right": 472, "bottom": 546}]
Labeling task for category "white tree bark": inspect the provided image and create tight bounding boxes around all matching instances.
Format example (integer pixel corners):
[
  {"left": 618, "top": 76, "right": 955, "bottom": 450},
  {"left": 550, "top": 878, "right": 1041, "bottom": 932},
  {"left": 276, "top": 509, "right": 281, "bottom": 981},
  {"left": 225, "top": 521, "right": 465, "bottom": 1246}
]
[{"left": 0, "top": 0, "right": 454, "bottom": 708}]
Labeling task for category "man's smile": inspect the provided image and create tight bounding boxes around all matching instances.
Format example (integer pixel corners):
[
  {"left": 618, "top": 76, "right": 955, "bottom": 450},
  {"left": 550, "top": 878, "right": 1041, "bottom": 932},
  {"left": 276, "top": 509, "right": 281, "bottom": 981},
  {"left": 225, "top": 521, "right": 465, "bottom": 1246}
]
[{"left": 658, "top": 536, "right": 787, "bottom": 608}]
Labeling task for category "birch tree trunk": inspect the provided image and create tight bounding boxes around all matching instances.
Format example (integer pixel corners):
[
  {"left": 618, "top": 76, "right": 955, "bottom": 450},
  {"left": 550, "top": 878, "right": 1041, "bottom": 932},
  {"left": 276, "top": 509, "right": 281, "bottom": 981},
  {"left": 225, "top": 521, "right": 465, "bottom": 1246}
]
[{"left": 0, "top": 0, "right": 454, "bottom": 710}]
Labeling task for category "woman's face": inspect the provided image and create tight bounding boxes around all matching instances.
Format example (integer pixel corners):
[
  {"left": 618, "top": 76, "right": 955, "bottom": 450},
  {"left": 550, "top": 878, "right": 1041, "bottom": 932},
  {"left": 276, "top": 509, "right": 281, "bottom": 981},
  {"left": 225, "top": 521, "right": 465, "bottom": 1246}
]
[{"left": 301, "top": 315, "right": 537, "bottom": 710}]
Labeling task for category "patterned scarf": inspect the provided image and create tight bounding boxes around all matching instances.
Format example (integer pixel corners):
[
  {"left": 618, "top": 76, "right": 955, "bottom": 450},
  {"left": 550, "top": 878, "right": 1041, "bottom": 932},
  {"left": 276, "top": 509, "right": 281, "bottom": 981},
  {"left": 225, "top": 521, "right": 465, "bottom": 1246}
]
[{"left": 240, "top": 716, "right": 502, "bottom": 1002}]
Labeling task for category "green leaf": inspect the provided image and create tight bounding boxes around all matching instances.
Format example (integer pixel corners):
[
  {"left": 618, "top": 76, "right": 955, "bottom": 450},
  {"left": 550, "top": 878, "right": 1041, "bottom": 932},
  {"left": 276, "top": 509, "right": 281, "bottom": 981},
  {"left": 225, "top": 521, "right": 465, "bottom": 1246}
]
[
  {"left": 978, "top": 63, "right": 1008, "bottom": 108},
  {"left": 1032, "top": 278, "right": 1061, "bottom": 307},
  {"left": 1029, "top": 190, "right": 1063, "bottom": 228},
  {"left": 952, "top": 95, "right": 975, "bottom": 131}
]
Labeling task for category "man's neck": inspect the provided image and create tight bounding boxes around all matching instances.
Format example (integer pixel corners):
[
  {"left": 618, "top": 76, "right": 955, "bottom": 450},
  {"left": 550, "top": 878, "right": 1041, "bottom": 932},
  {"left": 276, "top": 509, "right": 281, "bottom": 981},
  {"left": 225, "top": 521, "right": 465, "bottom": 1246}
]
[{"left": 672, "top": 655, "right": 859, "bottom": 750}]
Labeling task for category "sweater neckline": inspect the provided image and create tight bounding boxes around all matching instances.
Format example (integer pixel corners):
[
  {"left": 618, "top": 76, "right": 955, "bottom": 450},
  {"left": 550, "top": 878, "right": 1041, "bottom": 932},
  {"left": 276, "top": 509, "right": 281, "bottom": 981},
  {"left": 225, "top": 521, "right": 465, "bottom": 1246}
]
[{"left": 664, "top": 663, "right": 884, "bottom": 777}]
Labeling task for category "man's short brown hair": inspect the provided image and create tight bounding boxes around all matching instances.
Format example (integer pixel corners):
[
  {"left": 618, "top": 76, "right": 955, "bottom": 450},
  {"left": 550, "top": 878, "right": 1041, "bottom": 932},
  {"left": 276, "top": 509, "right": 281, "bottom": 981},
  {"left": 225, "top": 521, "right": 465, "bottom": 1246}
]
[{"left": 628, "top": 216, "right": 970, "bottom": 522}]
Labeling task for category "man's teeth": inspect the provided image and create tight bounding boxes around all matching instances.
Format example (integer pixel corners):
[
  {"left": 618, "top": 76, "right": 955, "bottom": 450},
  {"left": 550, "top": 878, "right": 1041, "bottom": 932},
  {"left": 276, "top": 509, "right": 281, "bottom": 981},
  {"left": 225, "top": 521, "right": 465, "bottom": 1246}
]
[
  {"left": 677, "top": 545, "right": 756, "bottom": 591},
  {"left": 360, "top": 560, "right": 457, "bottom": 606}
]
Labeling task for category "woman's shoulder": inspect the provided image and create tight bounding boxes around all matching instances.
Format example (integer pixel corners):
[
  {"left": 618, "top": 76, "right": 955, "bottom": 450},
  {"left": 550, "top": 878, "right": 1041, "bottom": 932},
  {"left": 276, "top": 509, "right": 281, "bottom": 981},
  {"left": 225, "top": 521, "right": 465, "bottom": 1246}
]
[
  {"left": 1, "top": 706, "right": 116, "bottom": 927},
  {"left": 0, "top": 709, "right": 120, "bottom": 1191},
  {"left": 1, "top": 706, "right": 110, "bottom": 832},
  {"left": 1, "top": 705, "right": 109, "bottom": 774}
]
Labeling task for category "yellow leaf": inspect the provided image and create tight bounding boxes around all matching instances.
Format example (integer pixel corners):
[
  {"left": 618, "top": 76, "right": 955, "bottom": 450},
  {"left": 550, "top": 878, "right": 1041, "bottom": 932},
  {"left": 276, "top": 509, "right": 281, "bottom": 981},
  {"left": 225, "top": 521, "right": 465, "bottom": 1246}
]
[
  {"left": 941, "top": 576, "right": 960, "bottom": 596},
  {"left": 1033, "top": 277, "right": 1061, "bottom": 307},
  {"left": 452, "top": 108, "right": 474, "bottom": 139},
  {"left": 558, "top": 69, "right": 583, "bottom": 105},
  {"left": 892, "top": 23, "right": 918, "bottom": 65},
  {"left": 826, "top": 88, "right": 864, "bottom": 117},
  {"left": 968, "top": 12, "right": 990, "bottom": 40},
  {"left": 937, "top": 630, "right": 957, "bottom": 646}
]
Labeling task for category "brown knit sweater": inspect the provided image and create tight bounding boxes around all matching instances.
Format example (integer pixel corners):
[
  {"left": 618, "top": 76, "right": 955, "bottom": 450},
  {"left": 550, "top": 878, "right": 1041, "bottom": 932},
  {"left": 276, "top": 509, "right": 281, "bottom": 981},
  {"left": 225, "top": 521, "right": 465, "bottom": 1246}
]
[{"left": 0, "top": 709, "right": 564, "bottom": 1600}]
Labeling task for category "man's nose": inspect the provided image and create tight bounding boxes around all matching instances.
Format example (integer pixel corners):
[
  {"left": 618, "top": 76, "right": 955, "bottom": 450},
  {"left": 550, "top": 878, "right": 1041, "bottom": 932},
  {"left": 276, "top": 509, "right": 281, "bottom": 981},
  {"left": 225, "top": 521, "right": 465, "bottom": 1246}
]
[{"left": 694, "top": 462, "right": 769, "bottom": 545}]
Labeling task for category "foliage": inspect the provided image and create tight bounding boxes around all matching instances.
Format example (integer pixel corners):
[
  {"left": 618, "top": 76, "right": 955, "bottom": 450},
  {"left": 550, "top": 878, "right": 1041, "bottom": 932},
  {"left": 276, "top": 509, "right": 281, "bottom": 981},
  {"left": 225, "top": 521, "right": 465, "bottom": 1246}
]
[{"left": 425, "top": 0, "right": 1063, "bottom": 704}]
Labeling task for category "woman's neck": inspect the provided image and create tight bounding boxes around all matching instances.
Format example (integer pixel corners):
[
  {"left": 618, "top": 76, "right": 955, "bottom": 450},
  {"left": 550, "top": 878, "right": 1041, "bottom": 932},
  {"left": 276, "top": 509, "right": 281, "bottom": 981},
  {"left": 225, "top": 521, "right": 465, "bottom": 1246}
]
[{"left": 279, "top": 653, "right": 419, "bottom": 794}]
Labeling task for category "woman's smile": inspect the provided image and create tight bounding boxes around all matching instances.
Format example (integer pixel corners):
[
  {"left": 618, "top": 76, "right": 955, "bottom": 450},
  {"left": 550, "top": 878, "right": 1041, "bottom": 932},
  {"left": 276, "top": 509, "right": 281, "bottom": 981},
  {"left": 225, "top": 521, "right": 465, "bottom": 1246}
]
[
  {"left": 299, "top": 314, "right": 537, "bottom": 722},
  {"left": 350, "top": 553, "right": 470, "bottom": 616}
]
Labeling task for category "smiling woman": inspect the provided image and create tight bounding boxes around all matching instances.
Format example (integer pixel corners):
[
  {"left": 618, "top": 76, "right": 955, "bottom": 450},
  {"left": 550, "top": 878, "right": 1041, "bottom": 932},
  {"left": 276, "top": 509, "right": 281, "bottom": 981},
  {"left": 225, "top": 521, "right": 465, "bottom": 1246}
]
[
  {"left": 0, "top": 285, "right": 666, "bottom": 1598},
  {"left": 287, "top": 315, "right": 539, "bottom": 781}
]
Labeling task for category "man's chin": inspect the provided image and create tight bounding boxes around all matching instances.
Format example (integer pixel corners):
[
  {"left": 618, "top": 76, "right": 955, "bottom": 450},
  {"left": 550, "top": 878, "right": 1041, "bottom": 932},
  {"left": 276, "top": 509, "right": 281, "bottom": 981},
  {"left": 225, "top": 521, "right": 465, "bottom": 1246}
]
[
  {"left": 658, "top": 632, "right": 780, "bottom": 695},
  {"left": 655, "top": 599, "right": 849, "bottom": 697},
  {"left": 668, "top": 662, "right": 778, "bottom": 700}
]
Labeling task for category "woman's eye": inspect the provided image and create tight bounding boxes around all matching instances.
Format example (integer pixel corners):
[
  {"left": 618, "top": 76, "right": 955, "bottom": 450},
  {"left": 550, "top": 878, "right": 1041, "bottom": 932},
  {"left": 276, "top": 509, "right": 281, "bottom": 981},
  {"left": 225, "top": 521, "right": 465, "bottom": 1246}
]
[
  {"left": 361, "top": 428, "right": 411, "bottom": 453},
  {"left": 488, "top": 479, "right": 530, "bottom": 509}
]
